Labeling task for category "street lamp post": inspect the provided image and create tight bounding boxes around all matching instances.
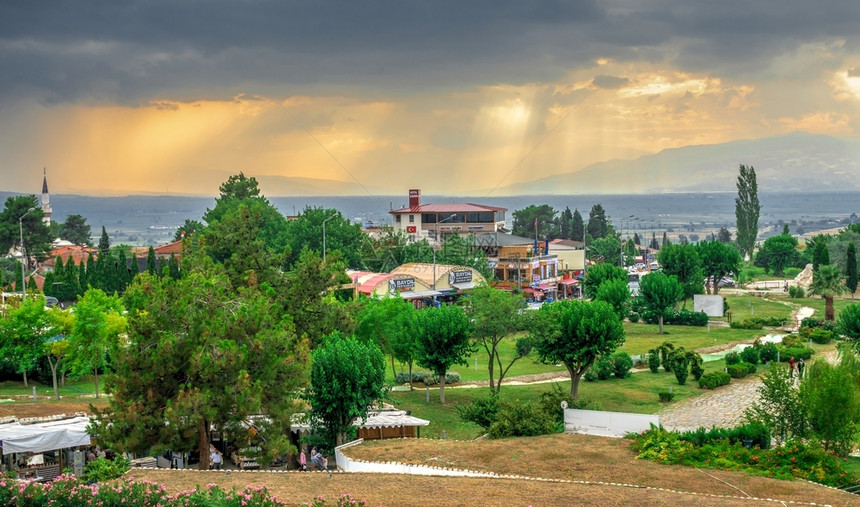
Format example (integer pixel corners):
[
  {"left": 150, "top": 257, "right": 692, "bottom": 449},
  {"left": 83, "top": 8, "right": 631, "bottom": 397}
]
[
  {"left": 433, "top": 214, "right": 457, "bottom": 291},
  {"left": 619, "top": 215, "right": 634, "bottom": 268},
  {"left": 322, "top": 213, "right": 337, "bottom": 262},
  {"left": 19, "top": 207, "right": 36, "bottom": 299}
]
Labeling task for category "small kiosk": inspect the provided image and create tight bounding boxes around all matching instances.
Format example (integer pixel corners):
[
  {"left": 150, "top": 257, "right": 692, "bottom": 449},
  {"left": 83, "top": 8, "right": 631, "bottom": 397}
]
[{"left": 0, "top": 416, "right": 92, "bottom": 481}]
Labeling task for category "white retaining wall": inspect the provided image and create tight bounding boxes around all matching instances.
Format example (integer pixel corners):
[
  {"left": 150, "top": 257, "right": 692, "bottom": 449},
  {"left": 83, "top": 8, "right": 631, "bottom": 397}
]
[
  {"left": 334, "top": 439, "right": 497, "bottom": 478},
  {"left": 564, "top": 409, "right": 659, "bottom": 438}
]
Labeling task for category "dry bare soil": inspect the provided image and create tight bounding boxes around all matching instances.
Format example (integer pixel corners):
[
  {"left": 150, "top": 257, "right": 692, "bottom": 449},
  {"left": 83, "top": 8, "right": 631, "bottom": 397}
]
[{"left": 127, "top": 434, "right": 857, "bottom": 506}]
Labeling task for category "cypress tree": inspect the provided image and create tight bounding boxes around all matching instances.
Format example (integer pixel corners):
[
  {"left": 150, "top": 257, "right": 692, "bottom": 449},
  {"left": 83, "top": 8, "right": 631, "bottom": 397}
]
[
  {"left": 78, "top": 259, "right": 87, "bottom": 292},
  {"left": 98, "top": 226, "right": 111, "bottom": 254},
  {"left": 85, "top": 252, "right": 96, "bottom": 290},
  {"left": 27, "top": 275, "right": 37, "bottom": 292},
  {"left": 64, "top": 257, "right": 82, "bottom": 299},
  {"left": 571, "top": 209, "right": 584, "bottom": 242},
  {"left": 735, "top": 164, "right": 761, "bottom": 260},
  {"left": 146, "top": 246, "right": 157, "bottom": 276},
  {"left": 116, "top": 248, "right": 130, "bottom": 291},
  {"left": 43, "top": 270, "right": 56, "bottom": 298},
  {"left": 847, "top": 242, "right": 858, "bottom": 298},
  {"left": 168, "top": 253, "right": 181, "bottom": 280},
  {"left": 633, "top": 232, "right": 641, "bottom": 246}
]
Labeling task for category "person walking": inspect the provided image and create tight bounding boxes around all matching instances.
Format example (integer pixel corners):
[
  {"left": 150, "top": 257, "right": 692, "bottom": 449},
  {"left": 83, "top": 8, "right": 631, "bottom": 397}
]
[
  {"left": 788, "top": 357, "right": 796, "bottom": 378},
  {"left": 299, "top": 448, "right": 307, "bottom": 471},
  {"left": 798, "top": 358, "right": 805, "bottom": 379},
  {"left": 210, "top": 447, "right": 223, "bottom": 470}
]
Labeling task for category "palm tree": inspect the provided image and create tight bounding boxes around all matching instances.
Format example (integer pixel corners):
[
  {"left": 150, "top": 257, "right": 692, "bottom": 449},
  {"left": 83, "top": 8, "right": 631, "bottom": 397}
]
[{"left": 809, "top": 264, "right": 848, "bottom": 321}]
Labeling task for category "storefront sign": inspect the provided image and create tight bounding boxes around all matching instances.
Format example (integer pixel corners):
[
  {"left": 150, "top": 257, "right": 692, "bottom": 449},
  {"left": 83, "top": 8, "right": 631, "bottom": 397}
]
[
  {"left": 468, "top": 225, "right": 484, "bottom": 230},
  {"left": 389, "top": 277, "right": 415, "bottom": 291},
  {"left": 449, "top": 270, "right": 473, "bottom": 284},
  {"left": 406, "top": 225, "right": 417, "bottom": 233}
]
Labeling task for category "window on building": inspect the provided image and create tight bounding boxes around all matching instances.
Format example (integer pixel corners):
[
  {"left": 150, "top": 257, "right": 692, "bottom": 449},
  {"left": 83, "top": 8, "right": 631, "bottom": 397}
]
[
  {"left": 409, "top": 215, "right": 415, "bottom": 223},
  {"left": 396, "top": 215, "right": 401, "bottom": 223}
]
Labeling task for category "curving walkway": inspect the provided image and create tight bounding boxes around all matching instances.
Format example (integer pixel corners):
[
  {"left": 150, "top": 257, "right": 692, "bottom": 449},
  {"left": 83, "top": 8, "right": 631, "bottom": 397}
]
[{"left": 659, "top": 304, "right": 814, "bottom": 432}]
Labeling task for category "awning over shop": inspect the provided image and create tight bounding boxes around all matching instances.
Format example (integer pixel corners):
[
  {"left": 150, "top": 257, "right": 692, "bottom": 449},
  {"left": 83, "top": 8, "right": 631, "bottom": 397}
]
[
  {"left": 522, "top": 287, "right": 539, "bottom": 294},
  {"left": 452, "top": 282, "right": 476, "bottom": 291},
  {"left": 0, "top": 416, "right": 92, "bottom": 455},
  {"left": 399, "top": 290, "right": 443, "bottom": 299},
  {"left": 559, "top": 279, "right": 579, "bottom": 286},
  {"left": 537, "top": 283, "right": 555, "bottom": 291}
]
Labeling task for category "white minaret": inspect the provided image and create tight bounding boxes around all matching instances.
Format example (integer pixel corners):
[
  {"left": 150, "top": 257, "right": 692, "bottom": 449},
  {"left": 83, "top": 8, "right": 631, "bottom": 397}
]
[{"left": 41, "top": 167, "right": 52, "bottom": 225}]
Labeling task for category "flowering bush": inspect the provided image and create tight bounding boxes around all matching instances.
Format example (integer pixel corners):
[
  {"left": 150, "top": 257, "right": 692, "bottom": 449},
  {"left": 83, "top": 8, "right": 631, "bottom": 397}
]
[
  {"left": 630, "top": 426, "right": 857, "bottom": 487},
  {"left": 304, "top": 494, "right": 368, "bottom": 507},
  {"left": 0, "top": 474, "right": 286, "bottom": 506}
]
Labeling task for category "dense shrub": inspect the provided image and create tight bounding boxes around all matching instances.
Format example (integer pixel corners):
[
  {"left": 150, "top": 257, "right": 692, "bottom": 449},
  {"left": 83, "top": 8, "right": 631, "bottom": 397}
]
[
  {"left": 690, "top": 359, "right": 704, "bottom": 381},
  {"left": 640, "top": 308, "right": 708, "bottom": 327},
  {"left": 611, "top": 352, "right": 634, "bottom": 379},
  {"left": 698, "top": 371, "right": 731, "bottom": 389},
  {"left": 488, "top": 401, "right": 556, "bottom": 439},
  {"left": 741, "top": 361, "right": 757, "bottom": 374},
  {"left": 395, "top": 371, "right": 431, "bottom": 384},
  {"left": 801, "top": 317, "right": 838, "bottom": 333},
  {"left": 424, "top": 372, "right": 461, "bottom": 385},
  {"left": 730, "top": 319, "right": 763, "bottom": 330},
  {"left": 456, "top": 394, "right": 500, "bottom": 429},
  {"left": 647, "top": 349, "right": 661, "bottom": 373},
  {"left": 677, "top": 422, "right": 771, "bottom": 449},
  {"left": 82, "top": 456, "right": 130, "bottom": 482},
  {"left": 673, "top": 358, "right": 689, "bottom": 385},
  {"left": 809, "top": 328, "right": 834, "bottom": 344},
  {"left": 658, "top": 391, "right": 674, "bottom": 402},
  {"left": 584, "top": 367, "right": 597, "bottom": 382},
  {"left": 595, "top": 356, "right": 613, "bottom": 380},
  {"left": 788, "top": 285, "right": 805, "bottom": 298},
  {"left": 628, "top": 312, "right": 640, "bottom": 323},
  {"left": 538, "top": 383, "right": 601, "bottom": 424},
  {"left": 740, "top": 346, "right": 760, "bottom": 365},
  {"left": 784, "top": 267, "right": 802, "bottom": 278},
  {"left": 759, "top": 343, "right": 779, "bottom": 363},
  {"left": 724, "top": 351, "right": 741, "bottom": 366},
  {"left": 727, "top": 363, "right": 750, "bottom": 379},
  {"left": 630, "top": 428, "right": 854, "bottom": 487},
  {"left": 781, "top": 334, "right": 805, "bottom": 348},
  {"left": 779, "top": 346, "right": 813, "bottom": 361}
]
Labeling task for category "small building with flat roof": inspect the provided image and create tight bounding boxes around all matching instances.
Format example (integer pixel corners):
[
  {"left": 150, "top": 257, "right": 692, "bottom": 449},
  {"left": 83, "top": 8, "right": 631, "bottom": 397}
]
[{"left": 389, "top": 189, "right": 506, "bottom": 244}]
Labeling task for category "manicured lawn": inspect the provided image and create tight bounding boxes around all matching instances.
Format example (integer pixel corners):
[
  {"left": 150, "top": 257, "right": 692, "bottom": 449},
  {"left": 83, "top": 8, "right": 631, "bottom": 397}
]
[
  {"left": 787, "top": 296, "right": 857, "bottom": 319},
  {"left": 0, "top": 377, "right": 102, "bottom": 398},
  {"left": 622, "top": 322, "right": 766, "bottom": 356},
  {"left": 723, "top": 294, "right": 794, "bottom": 322}
]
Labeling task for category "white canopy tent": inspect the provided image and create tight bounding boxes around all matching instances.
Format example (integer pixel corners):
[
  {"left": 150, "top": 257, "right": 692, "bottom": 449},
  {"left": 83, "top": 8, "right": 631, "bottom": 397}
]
[{"left": 0, "top": 416, "right": 92, "bottom": 455}]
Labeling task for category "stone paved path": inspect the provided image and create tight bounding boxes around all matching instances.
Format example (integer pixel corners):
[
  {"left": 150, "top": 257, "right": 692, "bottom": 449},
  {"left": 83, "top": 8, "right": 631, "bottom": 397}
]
[
  {"left": 658, "top": 302, "right": 816, "bottom": 432},
  {"left": 657, "top": 376, "right": 763, "bottom": 432}
]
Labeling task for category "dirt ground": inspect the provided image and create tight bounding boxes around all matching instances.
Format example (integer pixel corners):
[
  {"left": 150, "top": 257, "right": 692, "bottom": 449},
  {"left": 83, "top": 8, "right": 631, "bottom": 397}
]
[{"left": 0, "top": 399, "right": 106, "bottom": 419}]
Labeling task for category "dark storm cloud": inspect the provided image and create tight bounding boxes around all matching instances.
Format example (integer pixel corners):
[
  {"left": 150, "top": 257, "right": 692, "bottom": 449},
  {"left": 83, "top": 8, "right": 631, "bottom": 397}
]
[{"left": 1, "top": 0, "right": 858, "bottom": 105}]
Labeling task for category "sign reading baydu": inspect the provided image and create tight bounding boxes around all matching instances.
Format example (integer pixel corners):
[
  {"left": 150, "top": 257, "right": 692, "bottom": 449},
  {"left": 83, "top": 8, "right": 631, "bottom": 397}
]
[
  {"left": 449, "top": 270, "right": 473, "bottom": 284},
  {"left": 389, "top": 277, "right": 415, "bottom": 292}
]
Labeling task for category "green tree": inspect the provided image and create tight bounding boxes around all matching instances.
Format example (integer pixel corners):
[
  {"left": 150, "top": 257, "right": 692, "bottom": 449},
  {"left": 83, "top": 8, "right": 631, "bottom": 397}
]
[
  {"left": 810, "top": 264, "right": 848, "bottom": 321},
  {"left": 799, "top": 353, "right": 860, "bottom": 456},
  {"left": 60, "top": 214, "right": 92, "bottom": 246},
  {"left": 587, "top": 204, "right": 611, "bottom": 240},
  {"left": 717, "top": 227, "right": 732, "bottom": 243},
  {"left": 0, "top": 295, "right": 54, "bottom": 386},
  {"left": 146, "top": 246, "right": 157, "bottom": 276},
  {"left": 755, "top": 233, "right": 799, "bottom": 276},
  {"left": 173, "top": 219, "right": 205, "bottom": 241},
  {"left": 528, "top": 299, "right": 625, "bottom": 399},
  {"left": 812, "top": 238, "right": 831, "bottom": 271},
  {"left": 595, "top": 278, "right": 631, "bottom": 319},
  {"left": 282, "top": 249, "right": 352, "bottom": 348},
  {"left": 838, "top": 304, "right": 860, "bottom": 345},
  {"left": 744, "top": 364, "right": 805, "bottom": 443},
  {"left": 588, "top": 236, "right": 621, "bottom": 266},
  {"left": 61, "top": 256, "right": 83, "bottom": 300},
  {"left": 559, "top": 206, "right": 574, "bottom": 239},
  {"left": 571, "top": 209, "right": 585, "bottom": 242},
  {"left": 735, "top": 164, "right": 761, "bottom": 260},
  {"left": 98, "top": 226, "right": 111, "bottom": 254},
  {"left": 658, "top": 243, "right": 704, "bottom": 304},
  {"left": 92, "top": 268, "right": 310, "bottom": 470},
  {"left": 285, "top": 207, "right": 364, "bottom": 269},
  {"left": 307, "top": 332, "right": 386, "bottom": 449},
  {"left": 583, "top": 262, "right": 627, "bottom": 299},
  {"left": 638, "top": 272, "right": 682, "bottom": 334},
  {"left": 0, "top": 195, "right": 52, "bottom": 269},
  {"left": 43, "top": 307, "right": 73, "bottom": 400},
  {"left": 415, "top": 304, "right": 474, "bottom": 403},
  {"left": 512, "top": 204, "right": 559, "bottom": 240},
  {"left": 354, "top": 296, "right": 418, "bottom": 380},
  {"left": 697, "top": 240, "right": 741, "bottom": 295},
  {"left": 846, "top": 242, "right": 857, "bottom": 297},
  {"left": 67, "top": 289, "right": 126, "bottom": 398},
  {"left": 463, "top": 285, "right": 529, "bottom": 394}
]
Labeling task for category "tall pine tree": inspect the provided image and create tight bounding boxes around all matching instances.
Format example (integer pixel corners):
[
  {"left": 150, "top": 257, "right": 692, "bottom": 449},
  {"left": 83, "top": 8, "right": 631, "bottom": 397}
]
[
  {"left": 146, "top": 246, "right": 158, "bottom": 276},
  {"left": 571, "top": 209, "right": 585, "bottom": 242},
  {"left": 735, "top": 164, "right": 761, "bottom": 260}
]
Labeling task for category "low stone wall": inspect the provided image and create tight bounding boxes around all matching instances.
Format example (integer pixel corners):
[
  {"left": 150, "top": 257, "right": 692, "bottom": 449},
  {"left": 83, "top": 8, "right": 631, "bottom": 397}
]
[{"left": 334, "top": 439, "right": 496, "bottom": 477}]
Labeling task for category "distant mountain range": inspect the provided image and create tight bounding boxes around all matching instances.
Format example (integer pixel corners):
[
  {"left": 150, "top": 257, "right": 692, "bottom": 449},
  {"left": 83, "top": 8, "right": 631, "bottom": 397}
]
[{"left": 496, "top": 132, "right": 860, "bottom": 195}]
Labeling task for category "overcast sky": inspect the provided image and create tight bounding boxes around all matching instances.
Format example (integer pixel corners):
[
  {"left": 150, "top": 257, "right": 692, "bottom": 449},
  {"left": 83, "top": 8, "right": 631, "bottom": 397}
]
[{"left": 2, "top": 0, "right": 860, "bottom": 196}]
